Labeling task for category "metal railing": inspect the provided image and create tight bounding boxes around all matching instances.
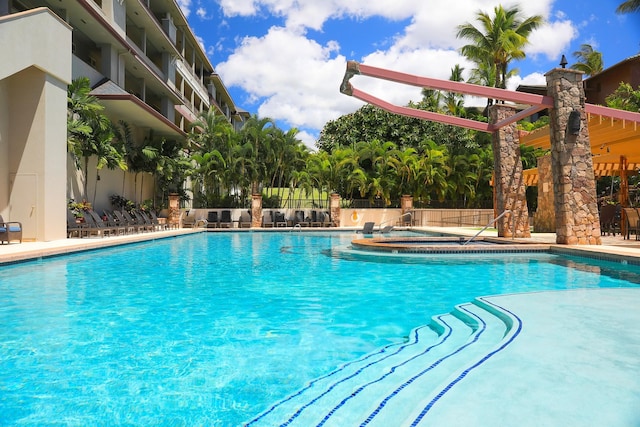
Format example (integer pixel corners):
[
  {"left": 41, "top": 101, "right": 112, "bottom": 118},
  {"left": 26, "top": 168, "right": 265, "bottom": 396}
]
[{"left": 463, "top": 210, "right": 513, "bottom": 245}]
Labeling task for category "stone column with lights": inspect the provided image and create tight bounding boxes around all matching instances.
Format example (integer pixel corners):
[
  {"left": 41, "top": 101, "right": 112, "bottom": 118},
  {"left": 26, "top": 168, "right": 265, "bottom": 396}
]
[
  {"left": 546, "top": 64, "right": 601, "bottom": 244},
  {"left": 533, "top": 154, "right": 556, "bottom": 232},
  {"left": 330, "top": 193, "right": 341, "bottom": 227},
  {"left": 168, "top": 193, "right": 180, "bottom": 228},
  {"left": 251, "top": 194, "right": 262, "bottom": 228},
  {"left": 489, "top": 104, "right": 531, "bottom": 238}
]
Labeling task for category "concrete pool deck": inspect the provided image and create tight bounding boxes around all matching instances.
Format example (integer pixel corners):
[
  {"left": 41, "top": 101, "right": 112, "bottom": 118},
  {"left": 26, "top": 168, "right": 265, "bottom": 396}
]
[{"left": 1, "top": 227, "right": 639, "bottom": 426}]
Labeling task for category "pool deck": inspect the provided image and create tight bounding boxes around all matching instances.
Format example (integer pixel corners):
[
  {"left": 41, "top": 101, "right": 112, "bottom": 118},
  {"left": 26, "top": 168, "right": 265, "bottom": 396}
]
[{"left": 2, "top": 227, "right": 640, "bottom": 426}]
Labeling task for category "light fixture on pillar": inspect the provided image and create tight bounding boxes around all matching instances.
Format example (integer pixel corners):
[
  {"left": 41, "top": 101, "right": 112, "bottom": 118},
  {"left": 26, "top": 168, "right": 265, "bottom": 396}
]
[
  {"left": 568, "top": 109, "right": 581, "bottom": 135},
  {"left": 560, "top": 54, "right": 568, "bottom": 69}
]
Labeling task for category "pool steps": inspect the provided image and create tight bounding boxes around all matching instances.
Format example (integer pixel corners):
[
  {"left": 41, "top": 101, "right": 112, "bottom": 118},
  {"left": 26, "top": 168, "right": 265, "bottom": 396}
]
[{"left": 246, "top": 298, "right": 519, "bottom": 426}]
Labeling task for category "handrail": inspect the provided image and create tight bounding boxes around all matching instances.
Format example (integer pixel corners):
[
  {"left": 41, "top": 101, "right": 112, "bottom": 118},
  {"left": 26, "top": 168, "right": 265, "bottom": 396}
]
[
  {"left": 463, "top": 210, "right": 512, "bottom": 245},
  {"left": 379, "top": 211, "right": 413, "bottom": 229}
]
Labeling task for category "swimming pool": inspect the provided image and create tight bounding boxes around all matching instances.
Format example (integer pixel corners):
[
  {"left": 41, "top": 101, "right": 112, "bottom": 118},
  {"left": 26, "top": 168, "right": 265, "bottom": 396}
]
[{"left": 0, "top": 232, "right": 638, "bottom": 425}]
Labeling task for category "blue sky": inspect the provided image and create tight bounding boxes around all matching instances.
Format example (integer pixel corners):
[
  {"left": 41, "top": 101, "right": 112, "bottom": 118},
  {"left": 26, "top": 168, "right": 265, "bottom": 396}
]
[{"left": 179, "top": 0, "right": 639, "bottom": 149}]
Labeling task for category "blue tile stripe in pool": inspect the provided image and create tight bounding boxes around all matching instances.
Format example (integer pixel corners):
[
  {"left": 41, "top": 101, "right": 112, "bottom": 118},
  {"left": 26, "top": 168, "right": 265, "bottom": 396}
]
[
  {"left": 311, "top": 315, "right": 461, "bottom": 427},
  {"left": 245, "top": 324, "right": 444, "bottom": 426},
  {"left": 408, "top": 298, "right": 523, "bottom": 426},
  {"left": 356, "top": 304, "right": 487, "bottom": 426}
]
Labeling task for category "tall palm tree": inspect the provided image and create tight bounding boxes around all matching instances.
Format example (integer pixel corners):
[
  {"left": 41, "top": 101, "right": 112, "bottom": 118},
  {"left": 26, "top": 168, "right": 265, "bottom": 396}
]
[
  {"left": 457, "top": 5, "right": 543, "bottom": 90},
  {"left": 616, "top": 0, "right": 640, "bottom": 13},
  {"left": 444, "top": 65, "right": 467, "bottom": 116},
  {"left": 571, "top": 44, "right": 604, "bottom": 76},
  {"left": 67, "top": 77, "right": 125, "bottom": 199},
  {"left": 239, "top": 115, "right": 276, "bottom": 196}
]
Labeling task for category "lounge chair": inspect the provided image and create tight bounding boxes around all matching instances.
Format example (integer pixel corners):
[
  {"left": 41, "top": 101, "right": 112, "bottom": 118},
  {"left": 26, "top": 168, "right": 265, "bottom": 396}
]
[
  {"left": 320, "top": 211, "right": 332, "bottom": 227},
  {"left": 274, "top": 211, "right": 287, "bottom": 227},
  {"left": 310, "top": 211, "right": 322, "bottom": 227},
  {"left": 622, "top": 207, "right": 640, "bottom": 240},
  {"left": 181, "top": 210, "right": 197, "bottom": 228},
  {"left": 239, "top": 210, "right": 252, "bottom": 228},
  {"left": 67, "top": 210, "right": 88, "bottom": 238},
  {"left": 206, "top": 211, "right": 219, "bottom": 229},
  {"left": 380, "top": 225, "right": 394, "bottom": 233},
  {"left": 129, "top": 210, "right": 153, "bottom": 232},
  {"left": 220, "top": 210, "right": 233, "bottom": 228},
  {"left": 114, "top": 210, "right": 141, "bottom": 233},
  {"left": 0, "top": 214, "right": 22, "bottom": 244},
  {"left": 149, "top": 210, "right": 170, "bottom": 230},
  {"left": 262, "top": 211, "right": 274, "bottom": 228},
  {"left": 101, "top": 210, "right": 127, "bottom": 235},
  {"left": 357, "top": 222, "right": 375, "bottom": 234},
  {"left": 294, "top": 210, "right": 308, "bottom": 227},
  {"left": 84, "top": 211, "right": 116, "bottom": 237}
]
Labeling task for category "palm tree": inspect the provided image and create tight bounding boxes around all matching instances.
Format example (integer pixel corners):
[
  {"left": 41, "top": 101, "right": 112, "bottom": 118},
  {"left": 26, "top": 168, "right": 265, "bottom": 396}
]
[
  {"left": 67, "top": 77, "right": 125, "bottom": 199},
  {"left": 617, "top": 0, "right": 640, "bottom": 13},
  {"left": 239, "top": 115, "right": 276, "bottom": 196},
  {"left": 444, "top": 65, "right": 467, "bottom": 116},
  {"left": 571, "top": 44, "right": 604, "bottom": 76},
  {"left": 457, "top": 5, "right": 543, "bottom": 90}
]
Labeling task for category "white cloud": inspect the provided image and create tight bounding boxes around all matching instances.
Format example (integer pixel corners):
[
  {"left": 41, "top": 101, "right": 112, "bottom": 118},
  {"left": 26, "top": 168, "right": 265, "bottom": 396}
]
[
  {"left": 175, "top": 0, "right": 192, "bottom": 18},
  {"left": 506, "top": 72, "right": 547, "bottom": 92},
  {"left": 526, "top": 19, "right": 578, "bottom": 61},
  {"left": 211, "top": 0, "right": 582, "bottom": 136},
  {"left": 216, "top": 26, "right": 363, "bottom": 130},
  {"left": 294, "top": 130, "right": 318, "bottom": 151},
  {"left": 218, "top": 0, "right": 260, "bottom": 16}
]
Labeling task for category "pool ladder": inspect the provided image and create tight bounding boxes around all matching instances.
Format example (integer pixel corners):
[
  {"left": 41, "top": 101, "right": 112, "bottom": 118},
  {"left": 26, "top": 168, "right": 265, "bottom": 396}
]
[
  {"left": 378, "top": 211, "right": 413, "bottom": 230},
  {"left": 463, "top": 210, "right": 513, "bottom": 245}
]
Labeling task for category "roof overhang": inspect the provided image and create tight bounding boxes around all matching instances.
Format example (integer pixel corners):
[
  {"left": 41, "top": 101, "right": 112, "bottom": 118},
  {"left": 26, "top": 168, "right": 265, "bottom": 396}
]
[{"left": 96, "top": 93, "right": 186, "bottom": 140}]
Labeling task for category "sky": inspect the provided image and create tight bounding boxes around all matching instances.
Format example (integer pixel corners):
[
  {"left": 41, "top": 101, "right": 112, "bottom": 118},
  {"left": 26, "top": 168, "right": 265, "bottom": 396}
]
[{"left": 178, "top": 0, "right": 640, "bottom": 149}]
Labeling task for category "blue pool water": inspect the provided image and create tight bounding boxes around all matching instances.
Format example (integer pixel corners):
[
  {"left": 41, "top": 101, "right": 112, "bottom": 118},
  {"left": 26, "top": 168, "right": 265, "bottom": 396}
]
[{"left": 1, "top": 232, "right": 639, "bottom": 426}]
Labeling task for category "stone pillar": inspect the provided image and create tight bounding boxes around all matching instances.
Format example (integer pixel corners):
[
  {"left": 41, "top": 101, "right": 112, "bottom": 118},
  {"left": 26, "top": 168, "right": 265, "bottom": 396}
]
[
  {"left": 168, "top": 193, "right": 180, "bottom": 228},
  {"left": 330, "top": 193, "right": 341, "bottom": 227},
  {"left": 533, "top": 155, "right": 555, "bottom": 232},
  {"left": 546, "top": 68, "right": 601, "bottom": 244},
  {"left": 489, "top": 104, "right": 530, "bottom": 238},
  {"left": 400, "top": 195, "right": 413, "bottom": 225},
  {"left": 251, "top": 194, "right": 262, "bottom": 228}
]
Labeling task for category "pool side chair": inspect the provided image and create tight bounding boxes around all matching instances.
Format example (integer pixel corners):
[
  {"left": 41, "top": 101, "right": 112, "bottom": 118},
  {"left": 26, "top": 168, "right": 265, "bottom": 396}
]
[
  {"left": 206, "top": 211, "right": 219, "bottom": 228},
  {"left": 102, "top": 210, "right": 127, "bottom": 235},
  {"left": 220, "top": 210, "right": 233, "bottom": 228},
  {"left": 380, "top": 225, "right": 394, "bottom": 233},
  {"left": 321, "top": 211, "right": 332, "bottom": 227},
  {"left": 294, "top": 210, "right": 308, "bottom": 227},
  {"left": 87, "top": 210, "right": 119, "bottom": 237},
  {"left": 128, "top": 210, "right": 152, "bottom": 232},
  {"left": 181, "top": 210, "right": 195, "bottom": 228},
  {"left": 0, "top": 215, "right": 23, "bottom": 244},
  {"left": 310, "top": 210, "right": 322, "bottom": 227},
  {"left": 262, "top": 211, "right": 274, "bottom": 228},
  {"left": 622, "top": 207, "right": 640, "bottom": 240},
  {"left": 274, "top": 211, "right": 287, "bottom": 227},
  {"left": 149, "top": 210, "right": 170, "bottom": 230},
  {"left": 239, "top": 210, "right": 252, "bottom": 228},
  {"left": 357, "top": 222, "right": 375, "bottom": 235},
  {"left": 114, "top": 210, "right": 140, "bottom": 233},
  {"left": 67, "top": 210, "right": 88, "bottom": 238}
]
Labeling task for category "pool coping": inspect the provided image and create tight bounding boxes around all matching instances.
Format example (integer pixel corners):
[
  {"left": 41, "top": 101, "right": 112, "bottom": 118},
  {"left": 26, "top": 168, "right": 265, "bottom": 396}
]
[{"left": 2, "top": 226, "right": 640, "bottom": 266}]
